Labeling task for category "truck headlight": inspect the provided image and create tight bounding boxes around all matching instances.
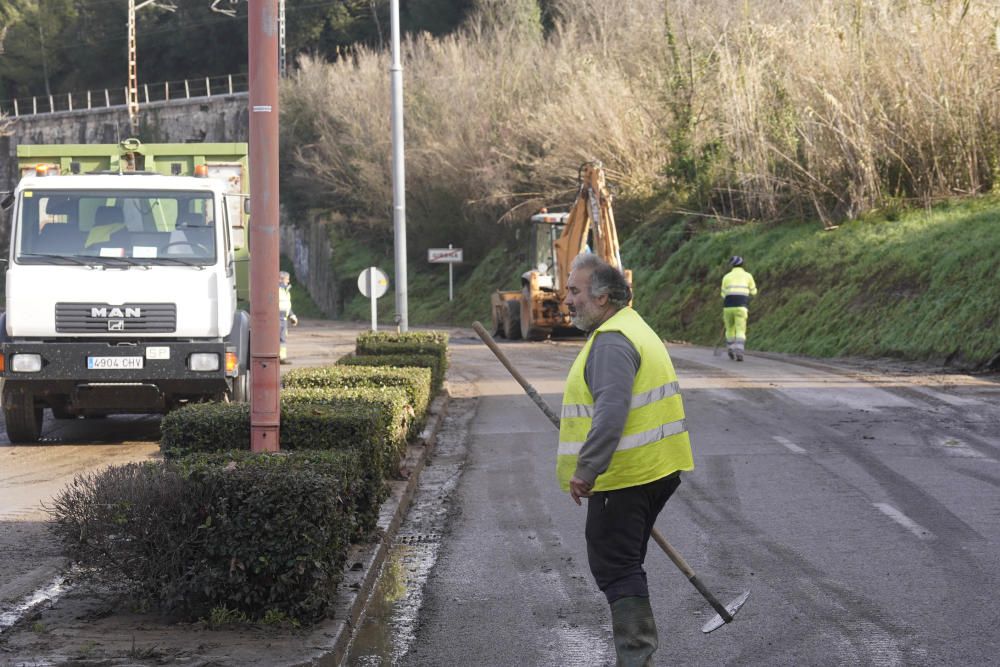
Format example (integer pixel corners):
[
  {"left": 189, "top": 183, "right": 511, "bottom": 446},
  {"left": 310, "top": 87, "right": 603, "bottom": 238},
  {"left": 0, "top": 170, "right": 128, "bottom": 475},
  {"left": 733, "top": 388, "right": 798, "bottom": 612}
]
[
  {"left": 189, "top": 353, "right": 220, "bottom": 372},
  {"left": 11, "top": 354, "right": 43, "bottom": 372}
]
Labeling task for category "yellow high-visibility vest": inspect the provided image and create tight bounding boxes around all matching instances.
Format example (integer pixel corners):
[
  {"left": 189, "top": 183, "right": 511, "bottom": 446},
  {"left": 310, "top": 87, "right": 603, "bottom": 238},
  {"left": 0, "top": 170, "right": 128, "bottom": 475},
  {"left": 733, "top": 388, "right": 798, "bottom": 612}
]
[
  {"left": 557, "top": 307, "right": 694, "bottom": 492},
  {"left": 721, "top": 267, "right": 758, "bottom": 307},
  {"left": 278, "top": 284, "right": 292, "bottom": 314}
]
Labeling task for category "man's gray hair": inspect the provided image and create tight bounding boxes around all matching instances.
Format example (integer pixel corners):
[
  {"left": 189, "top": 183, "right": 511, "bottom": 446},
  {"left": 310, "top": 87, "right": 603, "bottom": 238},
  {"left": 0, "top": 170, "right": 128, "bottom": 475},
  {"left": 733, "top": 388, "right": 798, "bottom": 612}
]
[
  {"left": 278, "top": 271, "right": 290, "bottom": 280},
  {"left": 570, "top": 254, "right": 632, "bottom": 308}
]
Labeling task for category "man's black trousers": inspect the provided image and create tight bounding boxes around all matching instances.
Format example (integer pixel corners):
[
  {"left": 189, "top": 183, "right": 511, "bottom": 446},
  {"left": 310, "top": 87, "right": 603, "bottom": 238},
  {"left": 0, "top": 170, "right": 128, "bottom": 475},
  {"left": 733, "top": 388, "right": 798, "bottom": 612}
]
[{"left": 585, "top": 472, "right": 682, "bottom": 604}]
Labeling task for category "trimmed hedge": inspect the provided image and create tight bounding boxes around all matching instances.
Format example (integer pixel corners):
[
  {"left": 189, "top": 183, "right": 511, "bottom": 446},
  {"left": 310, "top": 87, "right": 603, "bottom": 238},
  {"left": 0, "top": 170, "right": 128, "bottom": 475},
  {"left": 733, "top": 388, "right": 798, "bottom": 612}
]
[
  {"left": 281, "top": 386, "right": 411, "bottom": 479},
  {"left": 282, "top": 365, "right": 432, "bottom": 436},
  {"left": 338, "top": 353, "right": 443, "bottom": 395},
  {"left": 355, "top": 330, "right": 449, "bottom": 393},
  {"left": 160, "top": 388, "right": 410, "bottom": 479},
  {"left": 47, "top": 451, "right": 361, "bottom": 624}
]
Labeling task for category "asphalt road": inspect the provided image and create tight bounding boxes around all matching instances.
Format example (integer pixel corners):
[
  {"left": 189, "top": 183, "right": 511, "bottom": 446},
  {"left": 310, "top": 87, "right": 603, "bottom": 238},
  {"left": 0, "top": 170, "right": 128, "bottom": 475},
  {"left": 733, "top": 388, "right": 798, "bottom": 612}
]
[{"left": 355, "top": 332, "right": 1000, "bottom": 666}]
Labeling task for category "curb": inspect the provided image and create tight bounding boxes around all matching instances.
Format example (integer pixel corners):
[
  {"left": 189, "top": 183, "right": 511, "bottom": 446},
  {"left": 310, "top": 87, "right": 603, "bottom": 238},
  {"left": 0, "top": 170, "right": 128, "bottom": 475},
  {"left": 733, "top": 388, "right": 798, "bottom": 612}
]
[{"left": 294, "top": 388, "right": 451, "bottom": 667}]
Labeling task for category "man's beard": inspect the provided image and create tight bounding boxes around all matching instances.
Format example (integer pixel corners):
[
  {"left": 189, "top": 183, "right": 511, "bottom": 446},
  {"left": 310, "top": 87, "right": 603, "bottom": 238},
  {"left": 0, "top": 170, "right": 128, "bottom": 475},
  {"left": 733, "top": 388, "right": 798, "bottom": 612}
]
[{"left": 571, "top": 310, "right": 599, "bottom": 332}]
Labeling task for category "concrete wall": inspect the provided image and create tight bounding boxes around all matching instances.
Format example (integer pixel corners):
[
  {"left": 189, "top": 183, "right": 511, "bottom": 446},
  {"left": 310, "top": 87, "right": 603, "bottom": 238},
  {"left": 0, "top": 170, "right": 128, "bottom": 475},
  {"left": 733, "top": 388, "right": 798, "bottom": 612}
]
[
  {"left": 281, "top": 218, "right": 341, "bottom": 318},
  {"left": 1, "top": 94, "right": 249, "bottom": 196}
]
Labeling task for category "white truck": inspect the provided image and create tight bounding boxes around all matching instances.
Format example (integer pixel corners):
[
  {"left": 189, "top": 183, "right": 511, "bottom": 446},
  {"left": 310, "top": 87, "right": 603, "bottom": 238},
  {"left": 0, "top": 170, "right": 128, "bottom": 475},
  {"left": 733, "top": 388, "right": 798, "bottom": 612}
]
[{"left": 0, "top": 139, "right": 251, "bottom": 443}]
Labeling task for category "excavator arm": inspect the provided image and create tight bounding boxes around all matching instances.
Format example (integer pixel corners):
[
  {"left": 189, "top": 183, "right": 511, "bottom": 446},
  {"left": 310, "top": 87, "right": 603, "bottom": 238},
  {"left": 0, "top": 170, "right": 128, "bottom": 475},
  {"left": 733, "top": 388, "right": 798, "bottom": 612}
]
[{"left": 552, "top": 162, "right": 623, "bottom": 292}]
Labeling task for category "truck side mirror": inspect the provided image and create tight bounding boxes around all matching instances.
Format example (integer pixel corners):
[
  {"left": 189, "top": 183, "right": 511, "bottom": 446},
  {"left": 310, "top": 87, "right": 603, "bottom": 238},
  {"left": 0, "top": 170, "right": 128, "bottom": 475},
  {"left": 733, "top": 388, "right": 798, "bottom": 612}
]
[{"left": 0, "top": 193, "right": 13, "bottom": 211}]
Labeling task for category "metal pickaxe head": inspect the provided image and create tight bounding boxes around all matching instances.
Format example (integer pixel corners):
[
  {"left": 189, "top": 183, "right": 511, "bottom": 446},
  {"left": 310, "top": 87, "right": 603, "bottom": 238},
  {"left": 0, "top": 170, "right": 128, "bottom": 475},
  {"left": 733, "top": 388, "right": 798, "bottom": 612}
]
[{"left": 701, "top": 589, "right": 751, "bottom": 633}]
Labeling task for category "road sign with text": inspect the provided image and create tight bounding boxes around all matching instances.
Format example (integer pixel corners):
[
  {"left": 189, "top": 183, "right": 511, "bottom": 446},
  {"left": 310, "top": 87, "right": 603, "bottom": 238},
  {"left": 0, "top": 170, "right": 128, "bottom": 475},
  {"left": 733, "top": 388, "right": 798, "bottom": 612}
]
[{"left": 428, "top": 247, "right": 463, "bottom": 263}]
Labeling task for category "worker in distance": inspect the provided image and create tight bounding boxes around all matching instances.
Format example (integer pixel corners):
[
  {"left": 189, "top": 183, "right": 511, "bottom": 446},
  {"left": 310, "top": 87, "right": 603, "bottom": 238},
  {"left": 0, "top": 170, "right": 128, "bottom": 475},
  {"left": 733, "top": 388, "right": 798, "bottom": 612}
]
[{"left": 720, "top": 255, "right": 758, "bottom": 361}]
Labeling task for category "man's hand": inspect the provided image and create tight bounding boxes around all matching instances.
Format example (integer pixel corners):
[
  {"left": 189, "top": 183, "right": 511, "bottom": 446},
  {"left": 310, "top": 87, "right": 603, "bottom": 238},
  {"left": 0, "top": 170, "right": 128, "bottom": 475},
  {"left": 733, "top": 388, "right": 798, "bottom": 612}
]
[
  {"left": 290, "top": 314, "right": 299, "bottom": 326},
  {"left": 569, "top": 477, "right": 593, "bottom": 506}
]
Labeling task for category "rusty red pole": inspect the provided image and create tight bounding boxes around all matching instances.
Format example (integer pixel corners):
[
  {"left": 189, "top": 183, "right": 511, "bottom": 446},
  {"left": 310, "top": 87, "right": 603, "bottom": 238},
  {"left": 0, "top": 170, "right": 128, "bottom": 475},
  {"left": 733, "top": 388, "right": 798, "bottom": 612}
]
[{"left": 248, "top": 0, "right": 280, "bottom": 452}]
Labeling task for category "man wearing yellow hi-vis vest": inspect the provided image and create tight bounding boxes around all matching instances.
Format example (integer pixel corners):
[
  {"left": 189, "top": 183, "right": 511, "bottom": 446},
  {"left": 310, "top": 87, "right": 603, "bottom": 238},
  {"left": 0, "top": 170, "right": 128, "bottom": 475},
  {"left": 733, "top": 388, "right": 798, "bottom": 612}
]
[
  {"left": 560, "top": 254, "right": 694, "bottom": 666},
  {"left": 720, "top": 255, "right": 758, "bottom": 362}
]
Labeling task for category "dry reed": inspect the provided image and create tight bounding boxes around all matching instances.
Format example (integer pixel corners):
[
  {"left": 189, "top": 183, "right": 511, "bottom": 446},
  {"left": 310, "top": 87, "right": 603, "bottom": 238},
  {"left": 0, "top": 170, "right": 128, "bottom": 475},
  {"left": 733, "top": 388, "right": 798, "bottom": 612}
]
[{"left": 280, "top": 0, "right": 1000, "bottom": 239}]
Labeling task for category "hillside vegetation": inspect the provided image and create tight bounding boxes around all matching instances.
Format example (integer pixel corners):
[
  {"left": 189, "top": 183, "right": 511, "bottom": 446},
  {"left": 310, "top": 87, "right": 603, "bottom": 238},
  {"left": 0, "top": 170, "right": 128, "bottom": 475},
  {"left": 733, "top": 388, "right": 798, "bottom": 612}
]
[
  {"left": 280, "top": 0, "right": 1000, "bottom": 368},
  {"left": 334, "top": 195, "right": 1000, "bottom": 369}
]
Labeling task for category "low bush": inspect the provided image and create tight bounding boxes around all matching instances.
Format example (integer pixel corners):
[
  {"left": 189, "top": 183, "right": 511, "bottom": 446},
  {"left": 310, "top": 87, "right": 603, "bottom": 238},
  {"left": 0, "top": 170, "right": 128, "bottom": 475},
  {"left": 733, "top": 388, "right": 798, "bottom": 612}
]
[
  {"left": 159, "top": 402, "right": 251, "bottom": 455},
  {"left": 47, "top": 451, "right": 361, "bottom": 624},
  {"left": 161, "top": 389, "right": 409, "bottom": 476},
  {"left": 281, "top": 386, "right": 411, "bottom": 481},
  {"left": 282, "top": 365, "right": 432, "bottom": 436},
  {"left": 354, "top": 331, "right": 449, "bottom": 393},
  {"left": 338, "top": 352, "right": 444, "bottom": 395}
]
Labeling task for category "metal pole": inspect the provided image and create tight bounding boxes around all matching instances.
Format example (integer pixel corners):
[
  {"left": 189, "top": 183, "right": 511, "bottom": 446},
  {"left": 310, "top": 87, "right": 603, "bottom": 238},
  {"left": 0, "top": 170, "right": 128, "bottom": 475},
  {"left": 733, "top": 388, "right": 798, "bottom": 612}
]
[
  {"left": 248, "top": 0, "right": 281, "bottom": 452},
  {"left": 448, "top": 243, "right": 453, "bottom": 301},
  {"left": 390, "top": 0, "right": 408, "bottom": 331},
  {"left": 128, "top": 0, "right": 138, "bottom": 134},
  {"left": 370, "top": 268, "right": 377, "bottom": 331},
  {"left": 278, "top": 0, "right": 286, "bottom": 78}
]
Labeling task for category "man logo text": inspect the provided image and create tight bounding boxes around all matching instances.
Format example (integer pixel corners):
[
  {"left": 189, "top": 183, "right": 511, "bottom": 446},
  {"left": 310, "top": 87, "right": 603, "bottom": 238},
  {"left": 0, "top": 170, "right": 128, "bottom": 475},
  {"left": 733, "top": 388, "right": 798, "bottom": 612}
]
[{"left": 91, "top": 307, "right": 141, "bottom": 318}]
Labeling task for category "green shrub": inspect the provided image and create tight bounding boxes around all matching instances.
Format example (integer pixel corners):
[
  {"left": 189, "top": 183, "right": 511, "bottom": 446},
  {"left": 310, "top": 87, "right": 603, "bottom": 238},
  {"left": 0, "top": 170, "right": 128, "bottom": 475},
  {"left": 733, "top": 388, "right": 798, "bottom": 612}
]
[
  {"left": 159, "top": 402, "right": 252, "bottom": 455},
  {"left": 357, "top": 330, "right": 450, "bottom": 347},
  {"left": 354, "top": 331, "right": 449, "bottom": 393},
  {"left": 47, "top": 451, "right": 361, "bottom": 624},
  {"left": 282, "top": 365, "right": 432, "bottom": 435},
  {"left": 281, "top": 386, "right": 411, "bottom": 480},
  {"left": 161, "top": 389, "right": 409, "bottom": 472},
  {"left": 338, "top": 352, "right": 444, "bottom": 395}
]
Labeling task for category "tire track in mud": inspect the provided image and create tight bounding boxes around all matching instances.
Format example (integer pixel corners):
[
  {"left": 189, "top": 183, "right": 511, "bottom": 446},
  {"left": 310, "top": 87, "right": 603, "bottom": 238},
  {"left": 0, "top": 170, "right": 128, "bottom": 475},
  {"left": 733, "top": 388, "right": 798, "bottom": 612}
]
[
  {"left": 677, "top": 466, "right": 917, "bottom": 667},
  {"left": 674, "top": 352, "right": 998, "bottom": 665}
]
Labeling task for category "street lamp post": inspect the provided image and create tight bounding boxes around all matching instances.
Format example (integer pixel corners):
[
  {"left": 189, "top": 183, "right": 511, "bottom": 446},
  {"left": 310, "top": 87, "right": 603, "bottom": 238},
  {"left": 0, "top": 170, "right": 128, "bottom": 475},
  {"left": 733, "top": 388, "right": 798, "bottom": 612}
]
[{"left": 127, "top": 0, "right": 176, "bottom": 135}]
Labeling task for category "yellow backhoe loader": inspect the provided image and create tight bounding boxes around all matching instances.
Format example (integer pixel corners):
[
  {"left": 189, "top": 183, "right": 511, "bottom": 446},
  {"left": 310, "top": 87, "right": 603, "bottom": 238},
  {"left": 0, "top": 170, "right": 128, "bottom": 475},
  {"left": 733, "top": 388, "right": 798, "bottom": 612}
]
[{"left": 490, "top": 162, "right": 631, "bottom": 340}]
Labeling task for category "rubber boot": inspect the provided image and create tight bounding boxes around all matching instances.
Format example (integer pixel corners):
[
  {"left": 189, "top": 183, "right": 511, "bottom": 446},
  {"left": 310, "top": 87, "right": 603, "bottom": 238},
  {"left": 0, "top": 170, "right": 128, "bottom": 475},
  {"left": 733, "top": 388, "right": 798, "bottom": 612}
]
[{"left": 610, "top": 596, "right": 658, "bottom": 667}]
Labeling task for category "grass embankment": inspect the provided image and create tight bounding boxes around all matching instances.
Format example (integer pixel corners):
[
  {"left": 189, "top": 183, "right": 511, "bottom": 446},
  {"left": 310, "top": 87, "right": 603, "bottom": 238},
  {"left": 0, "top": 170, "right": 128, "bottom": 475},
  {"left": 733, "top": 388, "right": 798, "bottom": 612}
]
[
  {"left": 332, "top": 196, "right": 1000, "bottom": 369},
  {"left": 626, "top": 196, "right": 1000, "bottom": 367}
]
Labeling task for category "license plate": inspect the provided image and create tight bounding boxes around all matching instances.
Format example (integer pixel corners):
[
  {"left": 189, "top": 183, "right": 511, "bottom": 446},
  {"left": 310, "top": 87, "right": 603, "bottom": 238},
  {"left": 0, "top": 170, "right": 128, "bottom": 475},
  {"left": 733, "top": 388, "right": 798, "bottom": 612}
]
[{"left": 87, "top": 356, "right": 144, "bottom": 370}]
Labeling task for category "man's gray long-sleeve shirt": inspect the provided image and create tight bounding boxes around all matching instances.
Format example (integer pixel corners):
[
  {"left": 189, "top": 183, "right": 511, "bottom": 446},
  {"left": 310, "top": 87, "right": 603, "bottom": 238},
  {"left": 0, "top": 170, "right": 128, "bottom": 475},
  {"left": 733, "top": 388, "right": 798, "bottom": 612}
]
[{"left": 574, "top": 331, "right": 641, "bottom": 485}]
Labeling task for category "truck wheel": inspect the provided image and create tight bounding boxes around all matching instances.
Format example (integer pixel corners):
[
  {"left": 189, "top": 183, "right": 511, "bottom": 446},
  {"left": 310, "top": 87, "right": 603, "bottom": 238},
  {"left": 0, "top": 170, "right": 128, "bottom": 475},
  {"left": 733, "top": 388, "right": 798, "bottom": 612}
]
[
  {"left": 520, "top": 287, "right": 549, "bottom": 341},
  {"left": 3, "top": 386, "right": 44, "bottom": 443},
  {"left": 232, "top": 369, "right": 250, "bottom": 403},
  {"left": 503, "top": 299, "right": 522, "bottom": 340}
]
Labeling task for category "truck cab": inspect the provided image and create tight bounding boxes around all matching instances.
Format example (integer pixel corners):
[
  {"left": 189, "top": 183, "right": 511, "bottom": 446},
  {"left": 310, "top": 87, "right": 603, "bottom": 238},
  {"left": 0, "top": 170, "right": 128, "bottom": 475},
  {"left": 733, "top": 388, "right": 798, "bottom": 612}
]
[{"left": 0, "top": 140, "right": 251, "bottom": 443}]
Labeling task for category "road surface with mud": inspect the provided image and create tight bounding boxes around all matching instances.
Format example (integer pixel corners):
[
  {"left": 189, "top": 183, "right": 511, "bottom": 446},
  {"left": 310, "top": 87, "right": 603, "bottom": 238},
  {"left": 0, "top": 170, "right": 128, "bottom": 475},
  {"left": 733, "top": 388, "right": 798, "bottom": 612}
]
[
  {"left": 2, "top": 322, "right": 999, "bottom": 666},
  {"left": 349, "top": 332, "right": 1000, "bottom": 666}
]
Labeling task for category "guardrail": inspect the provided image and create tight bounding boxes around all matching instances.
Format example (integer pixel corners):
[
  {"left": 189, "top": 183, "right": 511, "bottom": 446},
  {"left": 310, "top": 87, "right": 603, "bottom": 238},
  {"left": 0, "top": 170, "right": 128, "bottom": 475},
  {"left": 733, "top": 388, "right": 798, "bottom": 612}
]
[{"left": 0, "top": 73, "right": 249, "bottom": 118}]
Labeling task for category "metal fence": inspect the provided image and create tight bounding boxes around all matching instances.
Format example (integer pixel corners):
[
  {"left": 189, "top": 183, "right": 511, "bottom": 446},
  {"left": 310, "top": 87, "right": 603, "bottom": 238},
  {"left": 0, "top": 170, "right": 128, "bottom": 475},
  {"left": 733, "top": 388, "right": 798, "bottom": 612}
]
[{"left": 0, "top": 73, "right": 249, "bottom": 118}]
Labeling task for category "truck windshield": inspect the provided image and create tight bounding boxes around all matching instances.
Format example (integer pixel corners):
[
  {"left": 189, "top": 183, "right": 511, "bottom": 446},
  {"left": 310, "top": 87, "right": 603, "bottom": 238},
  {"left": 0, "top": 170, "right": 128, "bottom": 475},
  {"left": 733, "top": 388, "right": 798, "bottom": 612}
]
[{"left": 14, "top": 190, "right": 217, "bottom": 266}]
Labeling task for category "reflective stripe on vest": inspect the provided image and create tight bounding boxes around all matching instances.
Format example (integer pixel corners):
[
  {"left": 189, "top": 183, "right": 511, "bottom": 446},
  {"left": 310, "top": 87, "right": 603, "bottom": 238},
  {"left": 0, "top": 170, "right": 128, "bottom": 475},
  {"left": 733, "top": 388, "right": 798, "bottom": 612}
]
[
  {"left": 561, "top": 380, "right": 681, "bottom": 419},
  {"left": 721, "top": 268, "right": 756, "bottom": 297},
  {"left": 557, "top": 307, "right": 694, "bottom": 492}
]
